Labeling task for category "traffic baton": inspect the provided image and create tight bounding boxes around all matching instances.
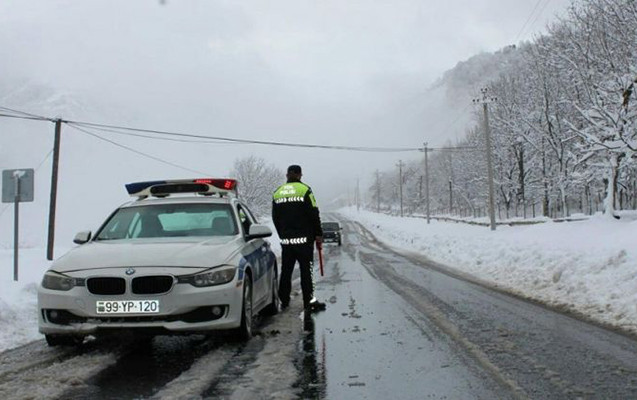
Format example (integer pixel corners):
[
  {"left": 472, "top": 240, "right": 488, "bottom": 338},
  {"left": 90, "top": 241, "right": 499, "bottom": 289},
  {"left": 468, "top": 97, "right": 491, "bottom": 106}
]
[{"left": 317, "top": 242, "right": 324, "bottom": 276}]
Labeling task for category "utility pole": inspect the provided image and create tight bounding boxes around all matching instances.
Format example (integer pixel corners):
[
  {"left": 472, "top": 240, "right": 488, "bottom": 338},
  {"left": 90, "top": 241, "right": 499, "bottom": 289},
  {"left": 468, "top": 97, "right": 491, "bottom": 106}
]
[
  {"left": 449, "top": 179, "right": 453, "bottom": 214},
  {"left": 424, "top": 143, "right": 430, "bottom": 224},
  {"left": 47, "top": 119, "right": 62, "bottom": 260},
  {"left": 356, "top": 178, "right": 360, "bottom": 212},
  {"left": 473, "top": 88, "right": 497, "bottom": 231},
  {"left": 517, "top": 137, "right": 526, "bottom": 218},
  {"left": 375, "top": 170, "right": 381, "bottom": 213},
  {"left": 448, "top": 150, "right": 453, "bottom": 214},
  {"left": 397, "top": 160, "right": 404, "bottom": 217}
]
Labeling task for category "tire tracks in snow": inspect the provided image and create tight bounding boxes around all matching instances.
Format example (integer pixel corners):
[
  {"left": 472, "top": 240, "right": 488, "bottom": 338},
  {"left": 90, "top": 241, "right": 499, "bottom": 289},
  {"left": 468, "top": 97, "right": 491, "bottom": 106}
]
[
  {"left": 0, "top": 345, "right": 119, "bottom": 400},
  {"left": 153, "top": 290, "right": 307, "bottom": 400}
]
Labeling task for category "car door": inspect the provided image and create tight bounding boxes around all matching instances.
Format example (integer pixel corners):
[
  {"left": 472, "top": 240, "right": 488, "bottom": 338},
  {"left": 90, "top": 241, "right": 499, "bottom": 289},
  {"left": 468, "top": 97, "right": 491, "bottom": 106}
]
[{"left": 237, "top": 204, "right": 270, "bottom": 307}]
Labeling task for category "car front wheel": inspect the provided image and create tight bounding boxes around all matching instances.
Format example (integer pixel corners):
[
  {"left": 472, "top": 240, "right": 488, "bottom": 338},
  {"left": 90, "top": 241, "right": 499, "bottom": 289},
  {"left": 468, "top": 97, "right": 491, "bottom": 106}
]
[
  {"left": 234, "top": 278, "right": 253, "bottom": 341},
  {"left": 262, "top": 268, "right": 280, "bottom": 316}
]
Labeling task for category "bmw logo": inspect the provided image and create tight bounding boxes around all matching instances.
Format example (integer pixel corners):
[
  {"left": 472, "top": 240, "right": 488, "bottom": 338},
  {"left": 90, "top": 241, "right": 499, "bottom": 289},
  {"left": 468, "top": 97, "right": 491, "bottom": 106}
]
[{"left": 125, "top": 268, "right": 136, "bottom": 276}]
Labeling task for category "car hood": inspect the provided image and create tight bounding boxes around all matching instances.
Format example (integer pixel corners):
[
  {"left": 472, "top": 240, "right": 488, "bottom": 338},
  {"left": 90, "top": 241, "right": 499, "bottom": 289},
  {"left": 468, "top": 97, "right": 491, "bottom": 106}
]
[{"left": 51, "top": 237, "right": 243, "bottom": 273}]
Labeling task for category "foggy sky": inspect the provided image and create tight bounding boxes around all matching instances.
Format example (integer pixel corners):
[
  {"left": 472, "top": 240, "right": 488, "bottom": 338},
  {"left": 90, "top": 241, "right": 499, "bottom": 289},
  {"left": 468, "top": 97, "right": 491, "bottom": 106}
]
[{"left": 0, "top": 0, "right": 573, "bottom": 246}]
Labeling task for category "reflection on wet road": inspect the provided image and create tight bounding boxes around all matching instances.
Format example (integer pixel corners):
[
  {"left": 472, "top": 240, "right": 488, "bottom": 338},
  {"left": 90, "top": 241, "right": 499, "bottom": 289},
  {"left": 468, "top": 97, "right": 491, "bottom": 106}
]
[
  {"left": 305, "top": 216, "right": 637, "bottom": 399},
  {"left": 307, "top": 219, "right": 517, "bottom": 399}
]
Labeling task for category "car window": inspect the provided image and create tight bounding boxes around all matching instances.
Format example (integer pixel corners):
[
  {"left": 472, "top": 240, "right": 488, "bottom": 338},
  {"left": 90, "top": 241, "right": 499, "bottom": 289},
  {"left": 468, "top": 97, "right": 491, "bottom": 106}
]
[
  {"left": 237, "top": 204, "right": 255, "bottom": 235},
  {"left": 322, "top": 222, "right": 340, "bottom": 231},
  {"left": 96, "top": 203, "right": 239, "bottom": 239}
]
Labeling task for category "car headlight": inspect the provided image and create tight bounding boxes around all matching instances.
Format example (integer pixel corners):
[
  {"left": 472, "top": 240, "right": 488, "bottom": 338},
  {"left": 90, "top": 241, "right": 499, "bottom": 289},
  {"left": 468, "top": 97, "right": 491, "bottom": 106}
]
[
  {"left": 181, "top": 267, "right": 236, "bottom": 287},
  {"left": 41, "top": 272, "right": 77, "bottom": 291}
]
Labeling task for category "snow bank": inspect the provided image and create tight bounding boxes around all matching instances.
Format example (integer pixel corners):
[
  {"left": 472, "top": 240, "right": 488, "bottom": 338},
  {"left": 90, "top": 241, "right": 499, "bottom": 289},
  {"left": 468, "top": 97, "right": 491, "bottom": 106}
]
[
  {"left": 0, "top": 248, "right": 59, "bottom": 351},
  {"left": 339, "top": 208, "right": 637, "bottom": 335}
]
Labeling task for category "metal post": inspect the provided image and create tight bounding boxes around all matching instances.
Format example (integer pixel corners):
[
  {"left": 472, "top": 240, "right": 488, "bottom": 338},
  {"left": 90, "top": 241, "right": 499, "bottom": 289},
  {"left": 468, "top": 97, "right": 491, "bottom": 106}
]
[
  {"left": 375, "top": 170, "right": 380, "bottom": 213},
  {"left": 424, "top": 143, "right": 430, "bottom": 224},
  {"left": 13, "top": 176, "right": 20, "bottom": 281},
  {"left": 397, "top": 160, "right": 404, "bottom": 217},
  {"left": 356, "top": 178, "right": 360, "bottom": 212},
  {"left": 449, "top": 179, "right": 453, "bottom": 215},
  {"left": 47, "top": 119, "right": 62, "bottom": 260},
  {"left": 448, "top": 149, "right": 453, "bottom": 215}
]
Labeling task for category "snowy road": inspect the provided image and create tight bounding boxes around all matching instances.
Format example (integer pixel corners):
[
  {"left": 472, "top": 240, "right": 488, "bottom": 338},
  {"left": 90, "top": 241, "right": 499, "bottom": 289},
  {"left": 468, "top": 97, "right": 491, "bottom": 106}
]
[
  {"left": 2, "top": 218, "right": 637, "bottom": 399},
  {"left": 306, "top": 218, "right": 637, "bottom": 399}
]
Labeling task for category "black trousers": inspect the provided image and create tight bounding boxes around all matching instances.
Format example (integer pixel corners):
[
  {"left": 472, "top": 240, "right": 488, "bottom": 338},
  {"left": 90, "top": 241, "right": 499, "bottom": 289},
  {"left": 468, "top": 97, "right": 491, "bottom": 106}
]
[{"left": 279, "top": 243, "right": 315, "bottom": 307}]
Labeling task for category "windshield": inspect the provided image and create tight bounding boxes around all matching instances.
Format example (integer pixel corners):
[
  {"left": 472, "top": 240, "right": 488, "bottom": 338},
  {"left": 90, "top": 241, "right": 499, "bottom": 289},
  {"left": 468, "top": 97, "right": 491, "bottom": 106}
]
[
  {"left": 321, "top": 222, "right": 340, "bottom": 231},
  {"left": 95, "top": 203, "right": 238, "bottom": 240}
]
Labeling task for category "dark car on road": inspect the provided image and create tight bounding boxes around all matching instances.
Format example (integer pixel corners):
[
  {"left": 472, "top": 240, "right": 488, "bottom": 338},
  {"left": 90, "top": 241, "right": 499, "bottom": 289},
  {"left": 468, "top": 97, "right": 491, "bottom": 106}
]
[{"left": 321, "top": 221, "right": 342, "bottom": 246}]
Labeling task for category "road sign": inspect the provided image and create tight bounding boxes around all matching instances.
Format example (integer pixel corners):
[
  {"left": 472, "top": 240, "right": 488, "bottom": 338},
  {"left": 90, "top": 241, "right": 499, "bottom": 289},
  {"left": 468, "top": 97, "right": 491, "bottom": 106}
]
[
  {"left": 2, "top": 168, "right": 35, "bottom": 281},
  {"left": 2, "top": 169, "right": 34, "bottom": 203}
]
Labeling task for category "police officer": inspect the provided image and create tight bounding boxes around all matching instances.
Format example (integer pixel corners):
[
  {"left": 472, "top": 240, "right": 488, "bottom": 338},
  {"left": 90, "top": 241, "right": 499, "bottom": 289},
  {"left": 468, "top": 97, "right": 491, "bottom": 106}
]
[{"left": 272, "top": 165, "right": 326, "bottom": 313}]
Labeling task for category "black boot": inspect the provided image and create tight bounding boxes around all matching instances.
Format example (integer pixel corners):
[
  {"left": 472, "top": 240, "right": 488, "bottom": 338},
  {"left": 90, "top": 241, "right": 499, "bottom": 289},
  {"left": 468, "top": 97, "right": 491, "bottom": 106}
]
[{"left": 305, "top": 299, "right": 326, "bottom": 313}]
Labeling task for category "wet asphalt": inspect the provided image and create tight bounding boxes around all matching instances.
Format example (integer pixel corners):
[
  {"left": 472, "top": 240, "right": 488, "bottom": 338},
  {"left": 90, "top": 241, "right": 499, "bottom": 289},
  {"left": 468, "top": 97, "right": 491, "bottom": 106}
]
[{"left": 305, "top": 218, "right": 637, "bottom": 399}]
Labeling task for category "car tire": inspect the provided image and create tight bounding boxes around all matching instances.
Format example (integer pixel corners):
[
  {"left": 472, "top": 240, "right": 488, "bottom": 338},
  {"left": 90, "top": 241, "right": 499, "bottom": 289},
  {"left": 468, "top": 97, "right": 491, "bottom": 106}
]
[
  {"left": 262, "top": 267, "right": 280, "bottom": 316},
  {"left": 234, "top": 277, "right": 253, "bottom": 341},
  {"left": 45, "top": 334, "right": 84, "bottom": 347}
]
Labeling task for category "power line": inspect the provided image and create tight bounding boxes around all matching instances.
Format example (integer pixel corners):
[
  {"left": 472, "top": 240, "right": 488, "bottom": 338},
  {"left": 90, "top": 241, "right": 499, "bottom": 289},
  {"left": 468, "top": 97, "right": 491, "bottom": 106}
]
[
  {"left": 0, "top": 105, "right": 477, "bottom": 153},
  {"left": 425, "top": 146, "right": 480, "bottom": 152},
  {"left": 516, "top": 0, "right": 551, "bottom": 41},
  {"left": 66, "top": 119, "right": 423, "bottom": 152},
  {"left": 66, "top": 124, "right": 215, "bottom": 176},
  {"left": 527, "top": 0, "right": 552, "bottom": 36},
  {"left": 0, "top": 113, "right": 51, "bottom": 122},
  {"left": 0, "top": 106, "right": 53, "bottom": 121},
  {"left": 66, "top": 122, "right": 250, "bottom": 146},
  {"left": 515, "top": 0, "right": 544, "bottom": 41}
]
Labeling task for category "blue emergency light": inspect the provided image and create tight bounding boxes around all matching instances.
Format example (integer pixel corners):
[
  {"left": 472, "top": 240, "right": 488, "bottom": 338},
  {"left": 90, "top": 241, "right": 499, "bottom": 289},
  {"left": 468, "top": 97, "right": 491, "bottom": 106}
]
[{"left": 126, "top": 178, "right": 238, "bottom": 198}]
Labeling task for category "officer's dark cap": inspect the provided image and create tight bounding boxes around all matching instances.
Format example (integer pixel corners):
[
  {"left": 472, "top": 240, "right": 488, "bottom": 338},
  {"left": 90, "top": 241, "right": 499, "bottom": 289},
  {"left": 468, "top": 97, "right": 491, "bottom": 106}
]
[{"left": 287, "top": 165, "right": 302, "bottom": 174}]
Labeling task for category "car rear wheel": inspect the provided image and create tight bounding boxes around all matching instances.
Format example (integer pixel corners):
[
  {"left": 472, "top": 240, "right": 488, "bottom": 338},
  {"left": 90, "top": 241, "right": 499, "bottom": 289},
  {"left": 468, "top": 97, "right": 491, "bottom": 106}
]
[
  {"left": 234, "top": 278, "right": 253, "bottom": 341},
  {"left": 45, "top": 334, "right": 84, "bottom": 347},
  {"left": 262, "top": 268, "right": 280, "bottom": 316}
]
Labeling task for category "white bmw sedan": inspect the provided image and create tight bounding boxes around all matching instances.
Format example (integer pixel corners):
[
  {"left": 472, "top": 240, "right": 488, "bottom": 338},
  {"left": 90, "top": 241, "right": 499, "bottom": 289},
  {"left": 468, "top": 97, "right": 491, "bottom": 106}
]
[{"left": 38, "top": 179, "right": 279, "bottom": 346}]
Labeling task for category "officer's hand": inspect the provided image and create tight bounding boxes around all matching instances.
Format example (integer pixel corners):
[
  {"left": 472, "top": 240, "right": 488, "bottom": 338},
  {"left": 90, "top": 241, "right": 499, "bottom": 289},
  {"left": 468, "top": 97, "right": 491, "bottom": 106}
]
[{"left": 315, "top": 236, "right": 323, "bottom": 250}]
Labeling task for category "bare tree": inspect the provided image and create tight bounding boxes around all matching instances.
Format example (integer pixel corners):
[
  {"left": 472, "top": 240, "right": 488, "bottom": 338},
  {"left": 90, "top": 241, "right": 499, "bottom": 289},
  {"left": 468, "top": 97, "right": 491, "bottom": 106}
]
[{"left": 229, "top": 156, "right": 283, "bottom": 218}]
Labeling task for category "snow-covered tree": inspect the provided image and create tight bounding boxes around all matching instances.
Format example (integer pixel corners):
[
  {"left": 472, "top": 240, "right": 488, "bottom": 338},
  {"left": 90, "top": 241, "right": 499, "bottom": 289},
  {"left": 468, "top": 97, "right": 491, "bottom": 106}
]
[{"left": 229, "top": 155, "right": 283, "bottom": 217}]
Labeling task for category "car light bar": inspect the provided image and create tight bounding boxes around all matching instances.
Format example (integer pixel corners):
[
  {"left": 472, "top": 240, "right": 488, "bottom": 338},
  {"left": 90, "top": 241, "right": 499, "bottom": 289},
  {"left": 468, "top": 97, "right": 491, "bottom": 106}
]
[{"left": 126, "top": 178, "right": 238, "bottom": 198}]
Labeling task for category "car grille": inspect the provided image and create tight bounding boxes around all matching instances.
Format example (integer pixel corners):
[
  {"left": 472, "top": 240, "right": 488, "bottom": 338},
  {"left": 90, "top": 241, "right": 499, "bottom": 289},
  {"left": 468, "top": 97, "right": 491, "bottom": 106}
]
[
  {"left": 87, "top": 277, "right": 126, "bottom": 295},
  {"left": 43, "top": 306, "right": 227, "bottom": 325},
  {"left": 132, "top": 276, "right": 174, "bottom": 294}
]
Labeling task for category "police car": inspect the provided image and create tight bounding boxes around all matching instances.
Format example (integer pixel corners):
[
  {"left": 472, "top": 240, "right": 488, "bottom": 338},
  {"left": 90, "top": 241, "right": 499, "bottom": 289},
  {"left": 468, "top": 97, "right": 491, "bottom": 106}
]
[{"left": 38, "top": 178, "right": 279, "bottom": 346}]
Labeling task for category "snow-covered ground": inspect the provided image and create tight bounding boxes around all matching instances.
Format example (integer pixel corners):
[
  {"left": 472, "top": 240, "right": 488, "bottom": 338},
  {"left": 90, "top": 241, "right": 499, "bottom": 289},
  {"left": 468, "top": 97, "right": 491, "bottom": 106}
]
[
  {"left": 339, "top": 208, "right": 637, "bottom": 336},
  {"left": 0, "top": 248, "right": 63, "bottom": 351}
]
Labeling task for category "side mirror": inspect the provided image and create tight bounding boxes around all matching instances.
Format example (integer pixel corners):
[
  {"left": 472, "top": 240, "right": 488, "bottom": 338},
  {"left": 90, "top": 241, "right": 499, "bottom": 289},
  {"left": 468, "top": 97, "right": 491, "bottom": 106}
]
[
  {"left": 247, "top": 224, "right": 272, "bottom": 239},
  {"left": 73, "top": 231, "right": 92, "bottom": 245}
]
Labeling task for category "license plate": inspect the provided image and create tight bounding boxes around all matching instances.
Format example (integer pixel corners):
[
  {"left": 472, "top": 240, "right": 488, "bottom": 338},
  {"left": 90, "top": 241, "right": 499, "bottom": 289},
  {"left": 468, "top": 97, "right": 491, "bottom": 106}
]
[{"left": 96, "top": 300, "right": 160, "bottom": 314}]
